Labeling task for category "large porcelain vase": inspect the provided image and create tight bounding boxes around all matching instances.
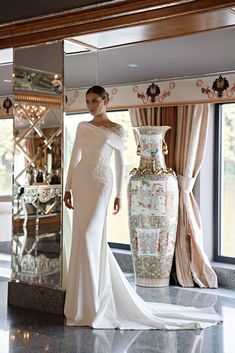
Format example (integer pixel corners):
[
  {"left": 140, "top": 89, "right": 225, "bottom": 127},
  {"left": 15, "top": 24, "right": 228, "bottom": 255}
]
[{"left": 128, "top": 126, "right": 179, "bottom": 287}]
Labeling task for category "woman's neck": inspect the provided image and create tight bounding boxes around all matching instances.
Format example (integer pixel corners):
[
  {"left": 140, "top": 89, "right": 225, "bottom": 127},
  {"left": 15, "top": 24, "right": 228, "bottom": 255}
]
[{"left": 92, "top": 113, "right": 109, "bottom": 122}]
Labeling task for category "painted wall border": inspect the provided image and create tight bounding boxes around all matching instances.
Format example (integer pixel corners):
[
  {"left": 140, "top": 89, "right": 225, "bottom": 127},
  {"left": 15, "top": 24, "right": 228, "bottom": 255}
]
[{"left": 65, "top": 73, "right": 235, "bottom": 112}]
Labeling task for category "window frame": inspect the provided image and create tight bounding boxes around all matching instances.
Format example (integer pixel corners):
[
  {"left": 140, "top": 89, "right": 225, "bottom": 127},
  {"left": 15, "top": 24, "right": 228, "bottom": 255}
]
[{"left": 214, "top": 103, "right": 235, "bottom": 264}]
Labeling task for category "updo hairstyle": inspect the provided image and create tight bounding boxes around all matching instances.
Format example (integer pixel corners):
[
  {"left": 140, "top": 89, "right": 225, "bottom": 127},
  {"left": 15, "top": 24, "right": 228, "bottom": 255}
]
[{"left": 86, "top": 85, "right": 109, "bottom": 101}]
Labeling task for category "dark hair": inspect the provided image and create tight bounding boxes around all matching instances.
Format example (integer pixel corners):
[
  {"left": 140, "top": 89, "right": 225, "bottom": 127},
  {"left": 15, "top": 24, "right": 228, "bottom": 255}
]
[{"left": 86, "top": 85, "right": 109, "bottom": 100}]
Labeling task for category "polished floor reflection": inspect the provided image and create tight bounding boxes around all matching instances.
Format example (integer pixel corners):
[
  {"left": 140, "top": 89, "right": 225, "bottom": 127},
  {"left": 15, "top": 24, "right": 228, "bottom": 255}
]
[{"left": 1, "top": 274, "right": 235, "bottom": 353}]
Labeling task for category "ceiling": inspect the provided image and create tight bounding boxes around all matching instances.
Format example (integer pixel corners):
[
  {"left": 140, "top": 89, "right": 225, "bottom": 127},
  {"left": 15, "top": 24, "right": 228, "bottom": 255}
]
[
  {"left": 65, "top": 27, "right": 235, "bottom": 88},
  {"left": 1, "top": 26, "right": 235, "bottom": 96}
]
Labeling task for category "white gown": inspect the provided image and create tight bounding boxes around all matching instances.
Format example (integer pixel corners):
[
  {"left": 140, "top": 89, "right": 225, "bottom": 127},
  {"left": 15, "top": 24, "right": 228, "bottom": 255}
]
[{"left": 64, "top": 121, "right": 222, "bottom": 330}]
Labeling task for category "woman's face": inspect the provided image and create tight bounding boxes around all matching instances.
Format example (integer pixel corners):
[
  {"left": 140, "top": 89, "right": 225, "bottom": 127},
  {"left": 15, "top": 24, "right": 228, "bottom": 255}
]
[{"left": 86, "top": 92, "right": 107, "bottom": 117}]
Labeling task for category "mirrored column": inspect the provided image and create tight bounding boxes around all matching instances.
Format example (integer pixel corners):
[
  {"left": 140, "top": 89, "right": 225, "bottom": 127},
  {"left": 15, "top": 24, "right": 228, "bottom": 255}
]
[
  {"left": 12, "top": 41, "right": 64, "bottom": 289},
  {"left": 0, "top": 48, "right": 13, "bottom": 259}
]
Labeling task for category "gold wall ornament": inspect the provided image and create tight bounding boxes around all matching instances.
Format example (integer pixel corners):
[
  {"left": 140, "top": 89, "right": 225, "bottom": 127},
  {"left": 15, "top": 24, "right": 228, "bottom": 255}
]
[
  {"left": 51, "top": 74, "right": 63, "bottom": 94},
  {"left": 14, "top": 92, "right": 62, "bottom": 106}
]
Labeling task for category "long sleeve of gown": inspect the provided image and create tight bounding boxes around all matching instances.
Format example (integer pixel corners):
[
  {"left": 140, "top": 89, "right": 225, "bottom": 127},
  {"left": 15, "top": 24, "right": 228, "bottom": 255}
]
[
  {"left": 65, "top": 124, "right": 82, "bottom": 192},
  {"left": 114, "top": 134, "right": 125, "bottom": 198}
]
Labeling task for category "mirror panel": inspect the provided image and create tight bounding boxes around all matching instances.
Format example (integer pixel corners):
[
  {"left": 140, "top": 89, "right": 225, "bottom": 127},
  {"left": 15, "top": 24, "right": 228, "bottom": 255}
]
[
  {"left": 12, "top": 42, "right": 63, "bottom": 288},
  {"left": 0, "top": 48, "right": 13, "bottom": 259}
]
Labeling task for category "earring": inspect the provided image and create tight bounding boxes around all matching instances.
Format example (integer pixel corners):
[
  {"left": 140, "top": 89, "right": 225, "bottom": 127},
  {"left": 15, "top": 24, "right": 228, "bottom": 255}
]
[{"left": 136, "top": 144, "right": 141, "bottom": 155}]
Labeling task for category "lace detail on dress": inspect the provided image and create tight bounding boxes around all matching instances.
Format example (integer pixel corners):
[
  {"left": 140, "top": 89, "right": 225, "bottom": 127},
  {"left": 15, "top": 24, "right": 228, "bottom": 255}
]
[
  {"left": 85, "top": 122, "right": 124, "bottom": 137},
  {"left": 80, "top": 152, "right": 112, "bottom": 198},
  {"left": 100, "top": 124, "right": 124, "bottom": 137},
  {"left": 93, "top": 156, "right": 112, "bottom": 199}
]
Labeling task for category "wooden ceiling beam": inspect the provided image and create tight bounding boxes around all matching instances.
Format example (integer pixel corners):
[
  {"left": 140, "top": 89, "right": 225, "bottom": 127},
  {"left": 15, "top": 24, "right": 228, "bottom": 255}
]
[
  {"left": 76, "top": 10, "right": 235, "bottom": 49},
  {"left": 0, "top": 0, "right": 235, "bottom": 48}
]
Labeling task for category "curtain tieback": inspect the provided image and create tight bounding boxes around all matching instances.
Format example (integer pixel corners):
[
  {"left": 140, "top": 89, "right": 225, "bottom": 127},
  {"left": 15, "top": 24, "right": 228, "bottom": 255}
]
[{"left": 177, "top": 174, "right": 196, "bottom": 193}]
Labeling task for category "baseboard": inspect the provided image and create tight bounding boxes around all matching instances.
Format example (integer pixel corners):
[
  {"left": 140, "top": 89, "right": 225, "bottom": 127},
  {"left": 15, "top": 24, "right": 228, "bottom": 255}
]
[{"left": 8, "top": 281, "right": 65, "bottom": 315}]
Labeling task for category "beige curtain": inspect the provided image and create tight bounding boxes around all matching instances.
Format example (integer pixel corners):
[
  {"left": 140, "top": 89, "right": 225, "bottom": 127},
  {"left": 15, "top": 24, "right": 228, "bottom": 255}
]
[
  {"left": 129, "top": 105, "right": 218, "bottom": 288},
  {"left": 129, "top": 107, "right": 162, "bottom": 126},
  {"left": 174, "top": 104, "right": 217, "bottom": 287}
]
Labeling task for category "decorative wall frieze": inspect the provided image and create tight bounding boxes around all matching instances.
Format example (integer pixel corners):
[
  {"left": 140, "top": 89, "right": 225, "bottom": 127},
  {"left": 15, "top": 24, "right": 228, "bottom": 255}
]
[
  {"left": 134, "top": 81, "right": 176, "bottom": 104},
  {"left": 65, "top": 73, "right": 235, "bottom": 112},
  {"left": 3, "top": 74, "right": 235, "bottom": 117},
  {"left": 197, "top": 75, "right": 235, "bottom": 99}
]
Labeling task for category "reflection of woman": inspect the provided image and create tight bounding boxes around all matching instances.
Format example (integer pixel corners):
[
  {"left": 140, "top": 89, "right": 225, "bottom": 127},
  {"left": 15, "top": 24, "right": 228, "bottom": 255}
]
[{"left": 63, "top": 85, "right": 222, "bottom": 330}]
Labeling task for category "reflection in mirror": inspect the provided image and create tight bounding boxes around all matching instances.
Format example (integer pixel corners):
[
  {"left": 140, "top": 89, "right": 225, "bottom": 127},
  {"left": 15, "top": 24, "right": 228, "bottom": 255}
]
[
  {"left": 12, "top": 42, "right": 63, "bottom": 288},
  {"left": 0, "top": 48, "right": 13, "bottom": 261}
]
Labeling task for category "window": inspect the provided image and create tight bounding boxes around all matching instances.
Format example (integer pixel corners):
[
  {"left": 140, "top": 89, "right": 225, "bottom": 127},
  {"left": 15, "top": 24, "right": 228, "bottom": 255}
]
[
  {"left": 64, "top": 111, "right": 139, "bottom": 248},
  {"left": 0, "top": 118, "right": 13, "bottom": 196},
  {"left": 214, "top": 103, "right": 235, "bottom": 263}
]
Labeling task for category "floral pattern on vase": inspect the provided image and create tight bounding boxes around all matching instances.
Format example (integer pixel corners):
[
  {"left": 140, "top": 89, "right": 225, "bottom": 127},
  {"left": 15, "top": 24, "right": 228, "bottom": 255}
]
[{"left": 128, "top": 126, "right": 179, "bottom": 287}]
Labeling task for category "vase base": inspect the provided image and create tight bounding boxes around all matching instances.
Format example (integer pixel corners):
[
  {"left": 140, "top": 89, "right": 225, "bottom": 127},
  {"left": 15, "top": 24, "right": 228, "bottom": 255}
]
[{"left": 136, "top": 277, "right": 169, "bottom": 288}]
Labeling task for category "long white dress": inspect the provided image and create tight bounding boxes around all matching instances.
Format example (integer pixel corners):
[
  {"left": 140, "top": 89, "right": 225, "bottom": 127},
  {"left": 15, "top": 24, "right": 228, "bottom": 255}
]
[{"left": 64, "top": 121, "right": 222, "bottom": 330}]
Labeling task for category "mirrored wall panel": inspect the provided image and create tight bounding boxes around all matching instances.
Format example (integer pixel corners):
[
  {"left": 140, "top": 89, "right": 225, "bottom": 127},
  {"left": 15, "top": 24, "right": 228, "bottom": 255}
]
[
  {"left": 12, "top": 42, "right": 63, "bottom": 288},
  {"left": 0, "top": 48, "right": 13, "bottom": 258}
]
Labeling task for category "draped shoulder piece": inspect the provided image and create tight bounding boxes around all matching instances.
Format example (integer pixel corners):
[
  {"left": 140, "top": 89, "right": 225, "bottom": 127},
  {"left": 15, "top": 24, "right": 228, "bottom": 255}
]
[
  {"left": 82, "top": 122, "right": 124, "bottom": 150},
  {"left": 81, "top": 122, "right": 125, "bottom": 198}
]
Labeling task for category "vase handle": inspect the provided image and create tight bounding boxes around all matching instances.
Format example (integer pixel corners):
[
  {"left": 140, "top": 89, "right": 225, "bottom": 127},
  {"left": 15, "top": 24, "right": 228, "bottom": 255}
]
[{"left": 162, "top": 139, "right": 168, "bottom": 155}]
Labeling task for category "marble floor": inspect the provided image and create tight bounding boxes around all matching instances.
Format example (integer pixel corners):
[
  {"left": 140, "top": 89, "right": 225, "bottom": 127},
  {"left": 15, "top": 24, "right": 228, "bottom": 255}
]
[{"left": 1, "top": 273, "right": 235, "bottom": 353}]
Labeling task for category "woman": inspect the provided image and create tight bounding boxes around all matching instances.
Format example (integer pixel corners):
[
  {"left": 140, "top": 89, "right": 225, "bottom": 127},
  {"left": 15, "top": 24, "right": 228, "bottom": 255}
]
[{"left": 64, "top": 85, "right": 222, "bottom": 330}]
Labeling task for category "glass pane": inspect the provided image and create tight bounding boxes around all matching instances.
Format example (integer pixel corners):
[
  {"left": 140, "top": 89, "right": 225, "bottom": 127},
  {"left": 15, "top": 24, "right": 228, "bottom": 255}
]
[
  {"left": 221, "top": 103, "right": 235, "bottom": 257},
  {"left": 64, "top": 111, "right": 139, "bottom": 245},
  {"left": 0, "top": 119, "right": 13, "bottom": 195}
]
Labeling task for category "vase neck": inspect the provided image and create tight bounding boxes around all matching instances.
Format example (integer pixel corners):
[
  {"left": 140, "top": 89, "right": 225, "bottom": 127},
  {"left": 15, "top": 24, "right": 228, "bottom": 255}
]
[{"left": 138, "top": 128, "right": 168, "bottom": 171}]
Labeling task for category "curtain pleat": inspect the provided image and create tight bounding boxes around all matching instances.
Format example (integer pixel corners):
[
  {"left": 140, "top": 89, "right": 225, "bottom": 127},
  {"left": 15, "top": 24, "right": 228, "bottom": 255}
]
[{"left": 174, "top": 104, "right": 217, "bottom": 287}]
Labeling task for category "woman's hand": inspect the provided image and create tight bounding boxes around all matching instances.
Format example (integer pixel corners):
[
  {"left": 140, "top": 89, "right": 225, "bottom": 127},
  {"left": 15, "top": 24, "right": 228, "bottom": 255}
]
[
  {"left": 63, "top": 191, "right": 74, "bottom": 209},
  {"left": 113, "top": 197, "right": 121, "bottom": 215}
]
